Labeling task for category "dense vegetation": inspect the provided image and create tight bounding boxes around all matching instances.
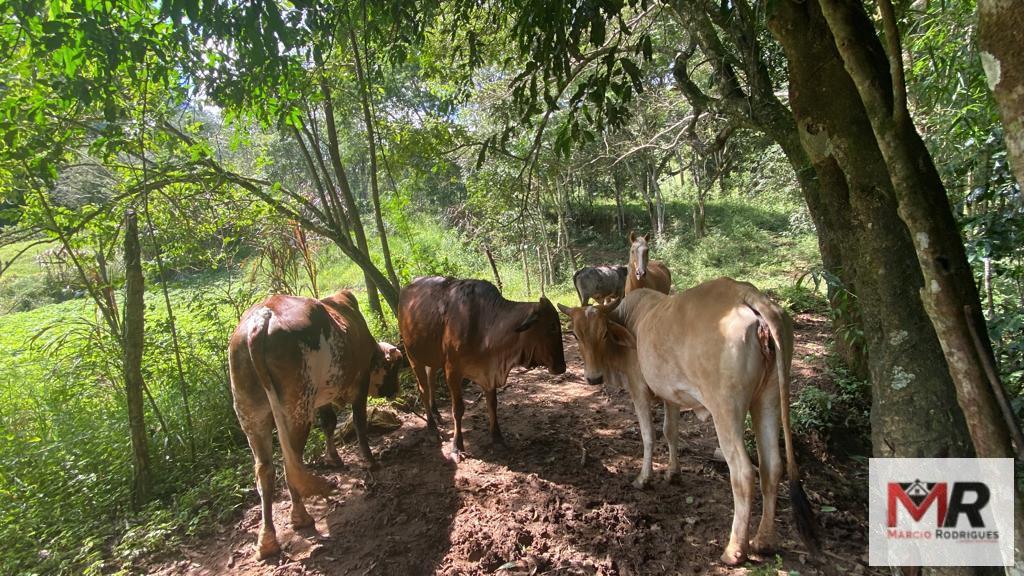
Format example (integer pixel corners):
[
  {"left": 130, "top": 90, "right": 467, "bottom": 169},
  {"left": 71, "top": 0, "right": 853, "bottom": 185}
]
[{"left": 0, "top": 0, "right": 1020, "bottom": 573}]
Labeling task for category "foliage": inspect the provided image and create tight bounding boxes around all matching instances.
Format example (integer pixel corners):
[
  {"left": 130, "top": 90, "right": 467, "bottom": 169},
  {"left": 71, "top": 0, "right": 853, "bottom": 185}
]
[{"left": 791, "top": 364, "right": 872, "bottom": 455}]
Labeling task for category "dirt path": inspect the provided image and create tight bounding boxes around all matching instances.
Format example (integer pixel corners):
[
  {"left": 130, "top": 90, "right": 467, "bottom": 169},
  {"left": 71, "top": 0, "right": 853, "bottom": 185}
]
[{"left": 153, "top": 313, "right": 877, "bottom": 576}]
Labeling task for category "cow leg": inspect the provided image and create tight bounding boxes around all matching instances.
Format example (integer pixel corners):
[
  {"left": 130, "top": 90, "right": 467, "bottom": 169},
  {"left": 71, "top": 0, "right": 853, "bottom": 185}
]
[
  {"left": 409, "top": 358, "right": 433, "bottom": 429},
  {"left": 426, "top": 366, "right": 443, "bottom": 426},
  {"left": 445, "top": 365, "right": 467, "bottom": 461},
  {"left": 712, "top": 403, "right": 756, "bottom": 565},
  {"left": 484, "top": 379, "right": 506, "bottom": 446},
  {"left": 629, "top": 386, "right": 655, "bottom": 489},
  {"left": 317, "top": 405, "right": 345, "bottom": 468},
  {"left": 285, "top": 420, "right": 316, "bottom": 529},
  {"left": 351, "top": 375, "right": 378, "bottom": 469},
  {"left": 662, "top": 400, "right": 680, "bottom": 484},
  {"left": 750, "top": 389, "right": 783, "bottom": 554},
  {"left": 241, "top": 413, "right": 280, "bottom": 559}
]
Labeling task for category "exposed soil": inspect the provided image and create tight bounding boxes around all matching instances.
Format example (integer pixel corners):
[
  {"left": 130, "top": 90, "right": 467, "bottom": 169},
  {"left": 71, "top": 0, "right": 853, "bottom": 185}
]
[{"left": 152, "top": 313, "right": 879, "bottom": 576}]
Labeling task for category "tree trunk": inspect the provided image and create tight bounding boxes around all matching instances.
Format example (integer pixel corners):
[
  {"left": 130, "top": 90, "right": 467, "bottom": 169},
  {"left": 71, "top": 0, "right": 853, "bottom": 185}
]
[
  {"left": 817, "top": 0, "right": 1012, "bottom": 459},
  {"left": 314, "top": 46, "right": 390, "bottom": 316},
  {"left": 612, "top": 170, "right": 626, "bottom": 233},
  {"left": 815, "top": 1, "right": 1024, "bottom": 568},
  {"left": 978, "top": 1, "right": 1024, "bottom": 197},
  {"left": 349, "top": 26, "right": 401, "bottom": 293},
  {"left": 484, "top": 245, "right": 502, "bottom": 292},
  {"left": 521, "top": 244, "right": 531, "bottom": 297},
  {"left": 768, "top": 0, "right": 973, "bottom": 465},
  {"left": 123, "top": 209, "right": 151, "bottom": 508},
  {"left": 651, "top": 169, "right": 666, "bottom": 238}
]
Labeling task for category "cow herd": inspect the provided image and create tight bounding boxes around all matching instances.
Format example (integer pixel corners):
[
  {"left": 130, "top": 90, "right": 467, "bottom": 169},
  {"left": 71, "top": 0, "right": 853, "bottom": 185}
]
[{"left": 228, "top": 232, "right": 819, "bottom": 566}]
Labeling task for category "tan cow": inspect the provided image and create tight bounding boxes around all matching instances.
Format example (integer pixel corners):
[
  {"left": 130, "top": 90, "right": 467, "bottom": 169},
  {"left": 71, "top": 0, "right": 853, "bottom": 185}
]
[
  {"left": 228, "top": 290, "right": 403, "bottom": 559},
  {"left": 625, "top": 232, "right": 671, "bottom": 294},
  {"left": 558, "top": 278, "right": 817, "bottom": 565}
]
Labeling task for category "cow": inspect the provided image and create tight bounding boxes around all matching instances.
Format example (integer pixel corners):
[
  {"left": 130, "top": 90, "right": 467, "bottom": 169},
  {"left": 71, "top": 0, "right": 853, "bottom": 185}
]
[
  {"left": 228, "top": 289, "right": 404, "bottom": 559},
  {"left": 398, "top": 276, "right": 567, "bottom": 461},
  {"left": 625, "top": 232, "right": 671, "bottom": 294},
  {"left": 573, "top": 264, "right": 628, "bottom": 306},
  {"left": 558, "top": 278, "right": 818, "bottom": 565}
]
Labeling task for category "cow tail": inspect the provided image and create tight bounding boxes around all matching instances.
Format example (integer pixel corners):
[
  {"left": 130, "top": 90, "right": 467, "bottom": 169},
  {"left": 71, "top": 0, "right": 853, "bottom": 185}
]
[
  {"left": 247, "top": 309, "right": 330, "bottom": 498},
  {"left": 748, "top": 295, "right": 820, "bottom": 554}
]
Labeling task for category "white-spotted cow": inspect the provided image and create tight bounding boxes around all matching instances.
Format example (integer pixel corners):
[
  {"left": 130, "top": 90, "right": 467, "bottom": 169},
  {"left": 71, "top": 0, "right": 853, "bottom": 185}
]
[{"left": 228, "top": 289, "right": 403, "bottom": 559}]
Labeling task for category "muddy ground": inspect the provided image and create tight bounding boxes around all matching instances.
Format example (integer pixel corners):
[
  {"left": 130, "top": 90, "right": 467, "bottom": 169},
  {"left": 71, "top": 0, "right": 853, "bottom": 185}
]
[{"left": 153, "top": 313, "right": 879, "bottom": 576}]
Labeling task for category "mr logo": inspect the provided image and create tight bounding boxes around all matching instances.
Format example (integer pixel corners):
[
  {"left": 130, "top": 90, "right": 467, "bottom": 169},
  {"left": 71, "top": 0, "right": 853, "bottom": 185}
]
[{"left": 887, "top": 480, "right": 990, "bottom": 528}]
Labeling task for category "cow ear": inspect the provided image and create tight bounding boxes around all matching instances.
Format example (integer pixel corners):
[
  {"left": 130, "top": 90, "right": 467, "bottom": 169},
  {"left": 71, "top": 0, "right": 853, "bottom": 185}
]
[
  {"left": 515, "top": 310, "right": 539, "bottom": 332},
  {"left": 556, "top": 303, "right": 573, "bottom": 317},
  {"left": 606, "top": 320, "right": 636, "bottom": 349},
  {"left": 628, "top": 230, "right": 636, "bottom": 242},
  {"left": 643, "top": 233, "right": 650, "bottom": 243}
]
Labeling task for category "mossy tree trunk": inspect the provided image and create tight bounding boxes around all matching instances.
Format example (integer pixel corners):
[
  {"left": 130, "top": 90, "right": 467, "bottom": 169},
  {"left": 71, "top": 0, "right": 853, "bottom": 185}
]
[
  {"left": 123, "top": 209, "right": 151, "bottom": 508},
  {"left": 767, "top": 0, "right": 973, "bottom": 464}
]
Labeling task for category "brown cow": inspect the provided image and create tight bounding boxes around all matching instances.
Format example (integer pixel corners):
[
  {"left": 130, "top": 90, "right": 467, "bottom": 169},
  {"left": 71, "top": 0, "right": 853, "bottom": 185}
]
[
  {"left": 558, "top": 279, "right": 817, "bottom": 565},
  {"left": 625, "top": 232, "right": 671, "bottom": 294},
  {"left": 228, "top": 290, "right": 403, "bottom": 559},
  {"left": 398, "top": 276, "right": 566, "bottom": 461}
]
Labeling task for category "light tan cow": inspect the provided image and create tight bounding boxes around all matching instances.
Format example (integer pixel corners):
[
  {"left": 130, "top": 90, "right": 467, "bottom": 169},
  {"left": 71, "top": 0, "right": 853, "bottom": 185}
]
[
  {"left": 558, "top": 278, "right": 817, "bottom": 565},
  {"left": 625, "top": 232, "right": 671, "bottom": 294}
]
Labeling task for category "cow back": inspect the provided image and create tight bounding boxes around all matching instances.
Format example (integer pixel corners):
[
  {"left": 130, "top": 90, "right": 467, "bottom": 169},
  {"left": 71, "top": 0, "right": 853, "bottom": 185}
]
[{"left": 399, "top": 276, "right": 566, "bottom": 376}]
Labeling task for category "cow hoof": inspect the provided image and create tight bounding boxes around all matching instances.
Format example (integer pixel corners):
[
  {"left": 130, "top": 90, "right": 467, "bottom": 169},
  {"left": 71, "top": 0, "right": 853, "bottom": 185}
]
[
  {"left": 720, "top": 543, "right": 746, "bottom": 566},
  {"left": 256, "top": 531, "right": 281, "bottom": 560},
  {"left": 750, "top": 535, "right": 777, "bottom": 554},
  {"left": 632, "top": 476, "right": 650, "bottom": 490},
  {"left": 367, "top": 459, "right": 381, "bottom": 471},
  {"left": 448, "top": 449, "right": 464, "bottom": 463},
  {"left": 326, "top": 455, "right": 347, "bottom": 470},
  {"left": 664, "top": 473, "right": 681, "bottom": 486},
  {"left": 291, "top": 509, "right": 315, "bottom": 529}
]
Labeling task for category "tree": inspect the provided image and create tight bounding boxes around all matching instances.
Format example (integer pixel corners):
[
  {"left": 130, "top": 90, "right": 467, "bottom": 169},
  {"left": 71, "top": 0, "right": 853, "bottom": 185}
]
[
  {"left": 977, "top": 1, "right": 1024, "bottom": 192},
  {"left": 122, "top": 209, "right": 151, "bottom": 506}
]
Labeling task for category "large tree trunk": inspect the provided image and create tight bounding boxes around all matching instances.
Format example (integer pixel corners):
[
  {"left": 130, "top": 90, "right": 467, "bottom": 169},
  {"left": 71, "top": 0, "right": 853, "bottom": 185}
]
[
  {"left": 978, "top": 1, "right": 1024, "bottom": 196},
  {"left": 123, "top": 209, "right": 151, "bottom": 507},
  {"left": 771, "top": 1, "right": 1020, "bottom": 572},
  {"left": 817, "top": 0, "right": 1013, "bottom": 459},
  {"left": 767, "top": 0, "right": 973, "bottom": 464}
]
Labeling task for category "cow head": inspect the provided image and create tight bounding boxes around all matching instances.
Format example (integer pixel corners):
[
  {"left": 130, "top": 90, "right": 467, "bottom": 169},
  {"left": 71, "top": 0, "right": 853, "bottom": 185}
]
[
  {"left": 369, "top": 342, "right": 405, "bottom": 398},
  {"left": 515, "top": 296, "right": 567, "bottom": 375},
  {"left": 628, "top": 232, "right": 652, "bottom": 280},
  {"left": 558, "top": 299, "right": 636, "bottom": 385}
]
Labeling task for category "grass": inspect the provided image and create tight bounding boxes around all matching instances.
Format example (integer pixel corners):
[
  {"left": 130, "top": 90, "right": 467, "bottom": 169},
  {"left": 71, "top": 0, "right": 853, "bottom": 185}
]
[{"left": 0, "top": 239, "right": 60, "bottom": 313}]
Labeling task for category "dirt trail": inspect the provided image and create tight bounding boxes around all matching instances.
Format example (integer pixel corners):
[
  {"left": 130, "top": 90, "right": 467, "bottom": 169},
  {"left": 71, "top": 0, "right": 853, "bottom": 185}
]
[{"left": 153, "top": 313, "right": 877, "bottom": 575}]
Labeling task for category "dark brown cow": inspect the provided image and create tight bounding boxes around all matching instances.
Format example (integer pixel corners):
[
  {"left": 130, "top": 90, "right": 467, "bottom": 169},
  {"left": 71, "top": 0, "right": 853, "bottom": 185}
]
[
  {"left": 228, "top": 289, "right": 403, "bottom": 559},
  {"left": 625, "top": 232, "right": 672, "bottom": 294},
  {"left": 398, "top": 276, "right": 566, "bottom": 461}
]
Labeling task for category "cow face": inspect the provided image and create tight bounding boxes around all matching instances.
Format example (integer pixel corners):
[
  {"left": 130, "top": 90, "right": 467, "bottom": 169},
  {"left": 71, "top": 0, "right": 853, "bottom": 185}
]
[
  {"left": 628, "top": 232, "right": 652, "bottom": 280},
  {"left": 515, "top": 297, "right": 567, "bottom": 375},
  {"left": 369, "top": 342, "right": 405, "bottom": 398},
  {"left": 558, "top": 301, "right": 636, "bottom": 385}
]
